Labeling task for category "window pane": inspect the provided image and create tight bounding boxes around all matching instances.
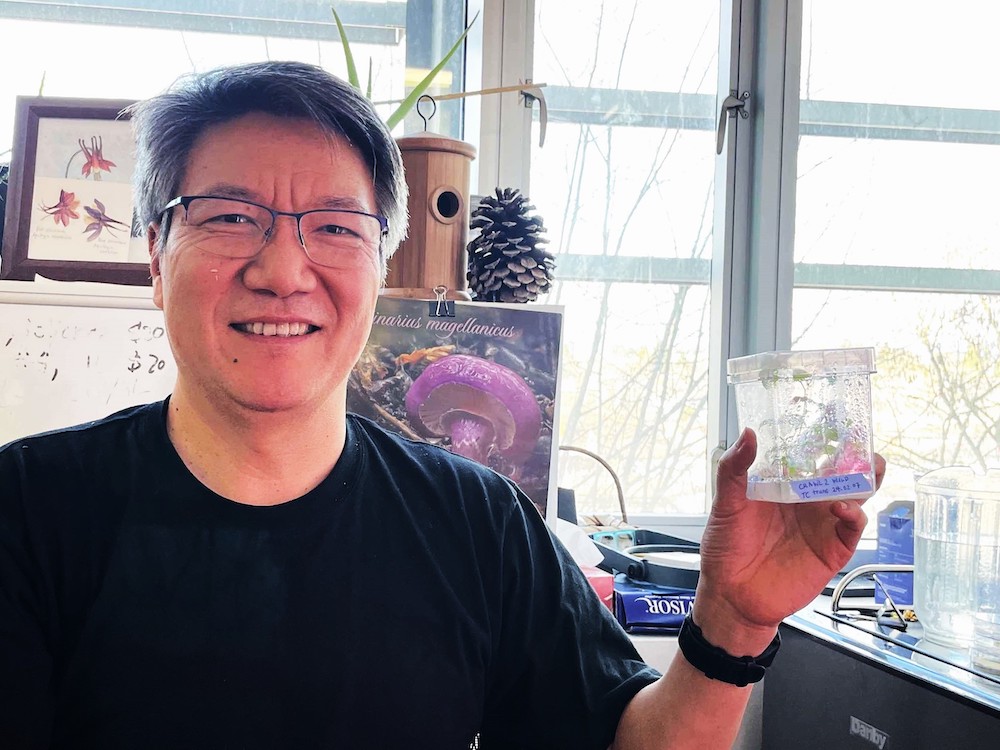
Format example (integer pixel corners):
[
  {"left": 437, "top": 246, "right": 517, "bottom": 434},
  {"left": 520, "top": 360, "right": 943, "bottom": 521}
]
[
  {"left": 0, "top": 0, "right": 469, "bottom": 151},
  {"left": 531, "top": 1, "right": 719, "bottom": 515},
  {"left": 794, "top": 1, "right": 1000, "bottom": 530},
  {"left": 795, "top": 138, "right": 1000, "bottom": 272}
]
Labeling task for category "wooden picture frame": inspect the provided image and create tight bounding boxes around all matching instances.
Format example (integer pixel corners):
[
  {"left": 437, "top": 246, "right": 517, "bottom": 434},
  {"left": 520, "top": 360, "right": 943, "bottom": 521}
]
[{"left": 0, "top": 96, "right": 151, "bottom": 286}]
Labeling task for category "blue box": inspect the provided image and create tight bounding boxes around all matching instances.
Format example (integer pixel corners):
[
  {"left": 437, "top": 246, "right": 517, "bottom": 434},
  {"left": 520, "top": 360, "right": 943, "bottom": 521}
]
[
  {"left": 875, "top": 501, "right": 914, "bottom": 606},
  {"left": 613, "top": 574, "right": 695, "bottom": 634}
]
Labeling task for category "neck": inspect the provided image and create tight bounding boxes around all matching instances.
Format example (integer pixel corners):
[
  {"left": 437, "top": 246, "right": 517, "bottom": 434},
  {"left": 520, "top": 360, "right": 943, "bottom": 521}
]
[{"left": 165, "top": 381, "right": 348, "bottom": 506}]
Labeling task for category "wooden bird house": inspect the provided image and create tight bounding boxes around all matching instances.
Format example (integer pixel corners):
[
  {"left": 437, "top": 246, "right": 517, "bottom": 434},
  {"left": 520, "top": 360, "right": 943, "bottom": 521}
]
[{"left": 384, "top": 133, "right": 477, "bottom": 298}]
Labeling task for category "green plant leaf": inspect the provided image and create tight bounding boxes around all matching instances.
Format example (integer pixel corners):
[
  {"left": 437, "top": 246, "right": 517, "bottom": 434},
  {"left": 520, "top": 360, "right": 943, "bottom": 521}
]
[
  {"left": 366, "top": 58, "right": 373, "bottom": 100},
  {"left": 385, "top": 10, "right": 480, "bottom": 130},
  {"left": 331, "top": 6, "right": 361, "bottom": 91}
]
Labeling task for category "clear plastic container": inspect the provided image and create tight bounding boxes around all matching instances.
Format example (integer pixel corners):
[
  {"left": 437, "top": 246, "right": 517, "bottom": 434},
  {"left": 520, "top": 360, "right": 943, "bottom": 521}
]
[
  {"left": 972, "top": 613, "right": 1000, "bottom": 675},
  {"left": 914, "top": 467, "right": 1000, "bottom": 663},
  {"left": 726, "top": 348, "right": 876, "bottom": 503}
]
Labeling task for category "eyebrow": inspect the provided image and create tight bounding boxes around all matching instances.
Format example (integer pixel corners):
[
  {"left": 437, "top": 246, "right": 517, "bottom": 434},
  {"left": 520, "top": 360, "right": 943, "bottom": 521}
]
[
  {"left": 314, "top": 195, "right": 373, "bottom": 213},
  {"left": 198, "top": 184, "right": 373, "bottom": 213}
]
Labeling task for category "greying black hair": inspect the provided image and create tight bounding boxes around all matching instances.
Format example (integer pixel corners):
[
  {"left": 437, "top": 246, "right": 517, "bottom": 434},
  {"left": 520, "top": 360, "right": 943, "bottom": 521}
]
[{"left": 127, "top": 60, "right": 408, "bottom": 270}]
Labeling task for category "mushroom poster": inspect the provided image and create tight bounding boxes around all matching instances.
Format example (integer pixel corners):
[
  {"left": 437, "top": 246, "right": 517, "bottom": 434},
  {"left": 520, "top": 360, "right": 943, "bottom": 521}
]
[{"left": 348, "top": 295, "right": 563, "bottom": 521}]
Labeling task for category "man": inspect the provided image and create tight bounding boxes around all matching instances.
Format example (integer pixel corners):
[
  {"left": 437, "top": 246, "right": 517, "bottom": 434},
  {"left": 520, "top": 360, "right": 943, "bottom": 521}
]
[{"left": 0, "top": 61, "right": 883, "bottom": 748}]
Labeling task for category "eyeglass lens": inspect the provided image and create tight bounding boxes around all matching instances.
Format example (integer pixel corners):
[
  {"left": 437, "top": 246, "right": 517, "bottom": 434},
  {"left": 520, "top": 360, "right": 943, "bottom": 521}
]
[{"left": 181, "top": 197, "right": 381, "bottom": 265}]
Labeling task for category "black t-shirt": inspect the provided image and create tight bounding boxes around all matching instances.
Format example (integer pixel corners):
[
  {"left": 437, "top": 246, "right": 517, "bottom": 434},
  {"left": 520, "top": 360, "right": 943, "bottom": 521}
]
[{"left": 0, "top": 400, "right": 658, "bottom": 749}]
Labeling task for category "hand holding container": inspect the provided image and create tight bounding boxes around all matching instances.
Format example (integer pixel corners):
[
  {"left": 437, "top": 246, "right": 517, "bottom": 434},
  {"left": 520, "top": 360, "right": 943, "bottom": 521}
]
[{"left": 727, "top": 348, "right": 877, "bottom": 503}]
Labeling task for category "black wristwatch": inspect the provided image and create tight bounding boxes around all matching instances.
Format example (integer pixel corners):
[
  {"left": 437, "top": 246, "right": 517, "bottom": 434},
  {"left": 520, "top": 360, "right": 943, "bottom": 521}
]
[{"left": 677, "top": 613, "right": 781, "bottom": 687}]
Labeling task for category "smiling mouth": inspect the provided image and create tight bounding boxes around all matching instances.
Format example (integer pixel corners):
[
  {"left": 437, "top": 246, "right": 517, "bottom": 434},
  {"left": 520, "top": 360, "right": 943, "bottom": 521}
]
[{"left": 232, "top": 322, "right": 319, "bottom": 337}]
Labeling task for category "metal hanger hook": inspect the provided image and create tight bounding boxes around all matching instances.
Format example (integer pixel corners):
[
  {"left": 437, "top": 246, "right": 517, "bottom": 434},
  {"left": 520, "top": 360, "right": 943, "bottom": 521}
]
[{"left": 416, "top": 95, "right": 437, "bottom": 131}]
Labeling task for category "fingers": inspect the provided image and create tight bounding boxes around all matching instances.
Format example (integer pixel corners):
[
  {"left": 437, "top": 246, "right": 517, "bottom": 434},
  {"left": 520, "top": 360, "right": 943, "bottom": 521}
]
[
  {"left": 714, "top": 428, "right": 757, "bottom": 511},
  {"left": 719, "top": 428, "right": 756, "bottom": 474},
  {"left": 831, "top": 499, "right": 868, "bottom": 550},
  {"left": 873, "top": 452, "right": 887, "bottom": 491}
]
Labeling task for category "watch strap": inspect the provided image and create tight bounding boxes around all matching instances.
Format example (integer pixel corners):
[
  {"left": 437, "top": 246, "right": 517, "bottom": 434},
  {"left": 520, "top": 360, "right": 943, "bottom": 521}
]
[{"left": 677, "top": 613, "right": 781, "bottom": 687}]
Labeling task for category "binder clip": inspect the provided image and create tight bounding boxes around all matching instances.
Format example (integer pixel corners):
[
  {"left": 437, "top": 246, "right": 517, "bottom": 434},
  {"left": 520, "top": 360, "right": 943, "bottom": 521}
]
[{"left": 428, "top": 285, "right": 455, "bottom": 318}]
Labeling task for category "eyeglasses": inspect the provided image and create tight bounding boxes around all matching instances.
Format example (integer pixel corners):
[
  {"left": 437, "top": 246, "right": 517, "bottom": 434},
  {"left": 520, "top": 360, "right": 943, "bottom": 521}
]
[{"left": 160, "top": 195, "right": 389, "bottom": 267}]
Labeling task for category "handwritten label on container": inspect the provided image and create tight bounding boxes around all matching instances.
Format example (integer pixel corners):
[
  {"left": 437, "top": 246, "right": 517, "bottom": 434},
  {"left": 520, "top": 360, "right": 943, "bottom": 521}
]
[{"left": 790, "top": 473, "right": 872, "bottom": 501}]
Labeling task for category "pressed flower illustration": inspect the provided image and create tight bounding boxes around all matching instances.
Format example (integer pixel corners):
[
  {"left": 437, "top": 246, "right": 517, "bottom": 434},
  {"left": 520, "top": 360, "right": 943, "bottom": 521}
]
[
  {"left": 64, "top": 136, "right": 117, "bottom": 180},
  {"left": 40, "top": 189, "right": 81, "bottom": 227},
  {"left": 82, "top": 198, "right": 129, "bottom": 241}
]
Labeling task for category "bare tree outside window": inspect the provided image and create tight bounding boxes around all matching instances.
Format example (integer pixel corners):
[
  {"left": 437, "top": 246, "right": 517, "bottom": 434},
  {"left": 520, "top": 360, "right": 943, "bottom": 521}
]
[
  {"left": 532, "top": 0, "right": 719, "bottom": 516},
  {"left": 535, "top": 0, "right": 1000, "bottom": 521}
]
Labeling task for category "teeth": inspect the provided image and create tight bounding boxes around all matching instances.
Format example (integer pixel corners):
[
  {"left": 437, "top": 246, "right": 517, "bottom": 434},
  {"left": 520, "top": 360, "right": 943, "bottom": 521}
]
[{"left": 237, "top": 322, "right": 313, "bottom": 337}]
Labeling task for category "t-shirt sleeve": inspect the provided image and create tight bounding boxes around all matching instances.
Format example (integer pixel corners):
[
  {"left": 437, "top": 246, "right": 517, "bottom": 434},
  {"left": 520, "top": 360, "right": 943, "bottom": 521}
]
[
  {"left": 479, "top": 485, "right": 659, "bottom": 749},
  {"left": 0, "top": 445, "right": 55, "bottom": 749}
]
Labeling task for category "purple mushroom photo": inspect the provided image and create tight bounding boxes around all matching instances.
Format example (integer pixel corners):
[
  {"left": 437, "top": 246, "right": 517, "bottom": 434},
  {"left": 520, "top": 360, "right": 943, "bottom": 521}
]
[{"left": 405, "top": 354, "right": 542, "bottom": 471}]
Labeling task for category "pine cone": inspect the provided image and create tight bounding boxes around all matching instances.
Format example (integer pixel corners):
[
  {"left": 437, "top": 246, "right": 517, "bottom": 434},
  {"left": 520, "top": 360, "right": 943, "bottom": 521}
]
[{"left": 467, "top": 187, "right": 555, "bottom": 303}]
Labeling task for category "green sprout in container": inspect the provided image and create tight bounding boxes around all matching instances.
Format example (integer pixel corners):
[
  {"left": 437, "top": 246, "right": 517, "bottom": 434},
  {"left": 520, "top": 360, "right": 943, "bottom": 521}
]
[{"left": 331, "top": 6, "right": 480, "bottom": 130}]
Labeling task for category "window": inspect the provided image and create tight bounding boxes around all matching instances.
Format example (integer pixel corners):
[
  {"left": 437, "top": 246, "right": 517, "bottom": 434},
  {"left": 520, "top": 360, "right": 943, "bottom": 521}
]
[
  {"left": 791, "top": 0, "right": 1000, "bottom": 521},
  {"left": 0, "top": 0, "right": 472, "bottom": 152},
  {"left": 5, "top": 0, "right": 997, "bottom": 525},
  {"left": 504, "top": 0, "right": 1000, "bottom": 525},
  {"left": 528, "top": 0, "right": 722, "bottom": 517}
]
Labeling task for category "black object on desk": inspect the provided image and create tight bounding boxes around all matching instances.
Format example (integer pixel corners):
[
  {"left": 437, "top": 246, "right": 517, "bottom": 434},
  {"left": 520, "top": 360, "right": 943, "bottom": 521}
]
[
  {"left": 556, "top": 487, "right": 578, "bottom": 524},
  {"left": 592, "top": 529, "right": 701, "bottom": 590},
  {"left": 592, "top": 528, "right": 875, "bottom": 598}
]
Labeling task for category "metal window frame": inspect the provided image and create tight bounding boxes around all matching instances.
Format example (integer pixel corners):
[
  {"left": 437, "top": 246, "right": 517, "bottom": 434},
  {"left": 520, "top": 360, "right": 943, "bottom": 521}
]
[
  {"left": 476, "top": 0, "right": 534, "bottom": 195},
  {"left": 706, "top": 0, "right": 754, "bottom": 507},
  {"left": 714, "top": 0, "right": 803, "bottom": 512}
]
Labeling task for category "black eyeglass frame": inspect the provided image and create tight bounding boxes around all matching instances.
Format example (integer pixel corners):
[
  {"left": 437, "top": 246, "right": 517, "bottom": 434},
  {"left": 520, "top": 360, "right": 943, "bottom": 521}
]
[{"left": 159, "top": 194, "right": 390, "bottom": 256}]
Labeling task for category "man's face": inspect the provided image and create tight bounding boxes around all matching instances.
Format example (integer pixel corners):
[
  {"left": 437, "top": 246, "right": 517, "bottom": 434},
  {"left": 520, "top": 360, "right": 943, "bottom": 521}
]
[{"left": 149, "top": 112, "right": 382, "bottom": 416}]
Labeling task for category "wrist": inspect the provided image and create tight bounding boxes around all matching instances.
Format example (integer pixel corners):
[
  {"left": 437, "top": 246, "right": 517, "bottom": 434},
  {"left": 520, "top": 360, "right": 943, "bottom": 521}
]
[
  {"left": 691, "top": 595, "right": 779, "bottom": 657},
  {"left": 678, "top": 613, "right": 781, "bottom": 687}
]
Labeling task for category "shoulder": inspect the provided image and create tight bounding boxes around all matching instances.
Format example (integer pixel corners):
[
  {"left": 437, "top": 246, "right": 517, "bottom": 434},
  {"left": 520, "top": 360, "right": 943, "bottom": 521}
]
[
  {"left": 0, "top": 400, "right": 164, "bottom": 522},
  {"left": 1, "top": 400, "right": 161, "bottom": 462}
]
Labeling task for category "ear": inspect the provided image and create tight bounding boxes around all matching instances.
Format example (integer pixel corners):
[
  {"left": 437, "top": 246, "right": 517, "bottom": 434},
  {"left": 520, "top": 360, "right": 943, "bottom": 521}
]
[{"left": 148, "top": 223, "right": 164, "bottom": 310}]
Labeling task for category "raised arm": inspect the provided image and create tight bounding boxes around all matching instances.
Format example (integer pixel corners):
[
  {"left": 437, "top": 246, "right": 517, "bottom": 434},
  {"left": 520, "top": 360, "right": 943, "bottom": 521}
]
[{"left": 612, "top": 428, "right": 885, "bottom": 749}]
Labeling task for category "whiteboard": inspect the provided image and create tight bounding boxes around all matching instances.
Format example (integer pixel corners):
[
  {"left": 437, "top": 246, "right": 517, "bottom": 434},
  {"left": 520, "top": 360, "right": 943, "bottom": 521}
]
[{"left": 0, "top": 302, "right": 176, "bottom": 445}]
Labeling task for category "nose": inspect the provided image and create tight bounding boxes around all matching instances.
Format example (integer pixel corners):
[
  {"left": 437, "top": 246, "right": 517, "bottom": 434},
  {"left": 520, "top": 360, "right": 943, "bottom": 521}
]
[{"left": 240, "top": 214, "right": 317, "bottom": 297}]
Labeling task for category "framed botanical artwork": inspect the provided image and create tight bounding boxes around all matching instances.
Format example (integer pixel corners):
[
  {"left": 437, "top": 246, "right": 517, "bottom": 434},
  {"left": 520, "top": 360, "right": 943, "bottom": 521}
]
[{"left": 0, "top": 96, "right": 151, "bottom": 286}]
